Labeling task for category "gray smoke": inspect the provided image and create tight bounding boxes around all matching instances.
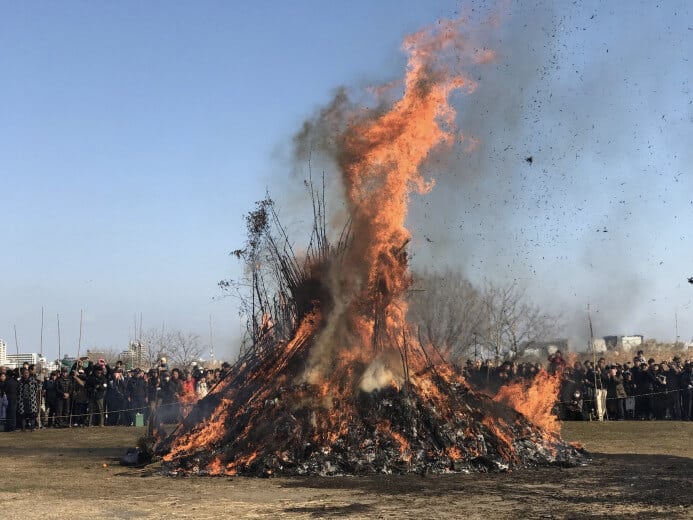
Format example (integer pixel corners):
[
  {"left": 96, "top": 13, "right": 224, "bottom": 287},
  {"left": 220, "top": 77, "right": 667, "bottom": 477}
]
[
  {"left": 406, "top": 0, "right": 693, "bottom": 345},
  {"left": 282, "top": 0, "right": 693, "bottom": 347}
]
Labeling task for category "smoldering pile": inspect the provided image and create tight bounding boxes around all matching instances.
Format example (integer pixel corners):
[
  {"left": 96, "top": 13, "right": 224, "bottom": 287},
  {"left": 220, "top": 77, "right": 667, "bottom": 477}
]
[{"left": 155, "top": 325, "right": 584, "bottom": 477}]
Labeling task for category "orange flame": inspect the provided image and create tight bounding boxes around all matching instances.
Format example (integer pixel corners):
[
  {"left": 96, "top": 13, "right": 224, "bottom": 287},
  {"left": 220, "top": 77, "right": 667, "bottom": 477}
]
[
  {"left": 156, "top": 18, "right": 580, "bottom": 476},
  {"left": 494, "top": 370, "right": 561, "bottom": 437},
  {"left": 305, "top": 18, "right": 484, "bottom": 383}
]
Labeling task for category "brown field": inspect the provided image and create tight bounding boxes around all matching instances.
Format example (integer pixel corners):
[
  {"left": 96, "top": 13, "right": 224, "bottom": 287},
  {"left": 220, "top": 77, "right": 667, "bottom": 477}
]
[{"left": 0, "top": 422, "right": 691, "bottom": 519}]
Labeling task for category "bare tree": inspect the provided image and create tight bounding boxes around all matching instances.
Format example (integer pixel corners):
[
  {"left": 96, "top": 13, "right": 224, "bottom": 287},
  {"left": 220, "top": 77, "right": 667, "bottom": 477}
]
[
  {"left": 140, "top": 328, "right": 203, "bottom": 370},
  {"left": 169, "top": 331, "right": 203, "bottom": 370},
  {"left": 84, "top": 347, "right": 122, "bottom": 366},
  {"left": 142, "top": 328, "right": 170, "bottom": 369},
  {"left": 480, "top": 280, "right": 562, "bottom": 362},
  {"left": 408, "top": 269, "right": 488, "bottom": 363}
]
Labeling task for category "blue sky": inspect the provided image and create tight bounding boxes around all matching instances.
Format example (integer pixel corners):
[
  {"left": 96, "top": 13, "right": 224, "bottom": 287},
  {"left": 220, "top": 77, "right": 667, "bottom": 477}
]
[{"left": 2, "top": 1, "right": 692, "bottom": 361}]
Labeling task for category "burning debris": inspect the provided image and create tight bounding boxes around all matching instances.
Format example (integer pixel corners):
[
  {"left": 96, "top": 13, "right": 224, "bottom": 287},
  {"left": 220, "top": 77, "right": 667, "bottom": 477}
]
[{"left": 155, "top": 18, "right": 585, "bottom": 476}]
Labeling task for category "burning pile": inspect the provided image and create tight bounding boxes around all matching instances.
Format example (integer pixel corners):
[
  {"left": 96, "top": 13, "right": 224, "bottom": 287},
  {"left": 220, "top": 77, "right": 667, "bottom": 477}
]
[{"left": 155, "top": 19, "right": 585, "bottom": 476}]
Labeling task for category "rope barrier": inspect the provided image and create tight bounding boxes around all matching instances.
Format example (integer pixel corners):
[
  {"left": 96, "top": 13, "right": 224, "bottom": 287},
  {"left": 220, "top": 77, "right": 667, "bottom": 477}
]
[
  {"left": 8, "top": 384, "right": 691, "bottom": 424},
  {"left": 554, "top": 386, "right": 689, "bottom": 406},
  {"left": 27, "top": 398, "right": 198, "bottom": 423}
]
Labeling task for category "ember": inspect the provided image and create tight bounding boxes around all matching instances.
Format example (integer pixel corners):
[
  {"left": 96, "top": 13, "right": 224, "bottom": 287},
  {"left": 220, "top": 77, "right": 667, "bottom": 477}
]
[{"left": 155, "top": 18, "right": 585, "bottom": 476}]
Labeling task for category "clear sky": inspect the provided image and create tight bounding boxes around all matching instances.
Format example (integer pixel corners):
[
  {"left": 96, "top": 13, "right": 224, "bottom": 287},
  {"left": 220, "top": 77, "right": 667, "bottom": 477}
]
[{"left": 2, "top": 1, "right": 692, "bottom": 361}]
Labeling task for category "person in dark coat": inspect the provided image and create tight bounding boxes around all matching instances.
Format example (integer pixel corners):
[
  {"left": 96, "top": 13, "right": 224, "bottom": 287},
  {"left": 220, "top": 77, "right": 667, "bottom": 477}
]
[
  {"left": 159, "top": 370, "right": 183, "bottom": 423},
  {"left": 4, "top": 368, "right": 19, "bottom": 431},
  {"left": 635, "top": 363, "right": 655, "bottom": 420},
  {"left": 86, "top": 365, "right": 108, "bottom": 427},
  {"left": 17, "top": 368, "right": 40, "bottom": 431},
  {"left": 0, "top": 372, "right": 8, "bottom": 427},
  {"left": 146, "top": 369, "right": 160, "bottom": 423},
  {"left": 71, "top": 370, "right": 89, "bottom": 426},
  {"left": 126, "top": 369, "right": 147, "bottom": 426},
  {"left": 43, "top": 371, "right": 59, "bottom": 427},
  {"left": 54, "top": 367, "right": 73, "bottom": 428},
  {"left": 681, "top": 363, "right": 693, "bottom": 421},
  {"left": 107, "top": 369, "right": 128, "bottom": 426}
]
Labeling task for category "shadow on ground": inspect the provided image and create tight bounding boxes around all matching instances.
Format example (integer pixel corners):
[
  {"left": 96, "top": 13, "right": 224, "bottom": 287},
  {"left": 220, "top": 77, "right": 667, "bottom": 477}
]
[{"left": 278, "top": 453, "right": 692, "bottom": 517}]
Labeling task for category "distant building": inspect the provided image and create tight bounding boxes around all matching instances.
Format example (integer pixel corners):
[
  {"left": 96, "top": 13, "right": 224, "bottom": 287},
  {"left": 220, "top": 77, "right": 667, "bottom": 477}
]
[
  {"left": 0, "top": 339, "right": 7, "bottom": 366},
  {"left": 119, "top": 341, "right": 148, "bottom": 368},
  {"left": 590, "top": 338, "right": 607, "bottom": 354},
  {"left": 619, "top": 335, "right": 644, "bottom": 352},
  {"left": 42, "top": 358, "right": 60, "bottom": 373},
  {"left": 519, "top": 339, "right": 571, "bottom": 358},
  {"left": 5, "top": 352, "right": 40, "bottom": 368},
  {"left": 603, "top": 336, "right": 619, "bottom": 350}
]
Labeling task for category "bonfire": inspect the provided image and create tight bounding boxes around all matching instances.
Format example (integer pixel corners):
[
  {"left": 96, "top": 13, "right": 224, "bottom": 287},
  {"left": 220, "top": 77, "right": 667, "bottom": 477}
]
[{"left": 155, "top": 18, "right": 585, "bottom": 477}]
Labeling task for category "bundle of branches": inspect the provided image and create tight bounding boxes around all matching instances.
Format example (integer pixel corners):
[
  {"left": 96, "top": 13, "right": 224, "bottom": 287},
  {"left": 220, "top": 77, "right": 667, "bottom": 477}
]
[{"left": 220, "top": 175, "right": 350, "bottom": 356}]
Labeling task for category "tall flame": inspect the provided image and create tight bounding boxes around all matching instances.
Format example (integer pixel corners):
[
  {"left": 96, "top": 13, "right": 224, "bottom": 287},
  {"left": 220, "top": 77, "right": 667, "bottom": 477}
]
[{"left": 305, "top": 19, "right": 485, "bottom": 383}]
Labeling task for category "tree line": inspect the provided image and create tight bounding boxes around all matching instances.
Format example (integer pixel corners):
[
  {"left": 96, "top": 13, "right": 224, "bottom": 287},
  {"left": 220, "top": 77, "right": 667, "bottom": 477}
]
[{"left": 407, "top": 270, "right": 562, "bottom": 364}]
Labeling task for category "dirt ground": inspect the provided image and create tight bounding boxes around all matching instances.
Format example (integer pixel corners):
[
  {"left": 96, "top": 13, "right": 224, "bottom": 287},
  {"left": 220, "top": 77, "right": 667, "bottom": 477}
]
[{"left": 0, "top": 422, "right": 690, "bottom": 519}]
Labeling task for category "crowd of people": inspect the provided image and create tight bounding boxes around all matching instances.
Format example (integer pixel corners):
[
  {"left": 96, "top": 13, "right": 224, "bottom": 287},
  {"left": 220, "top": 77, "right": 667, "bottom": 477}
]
[
  {"left": 2, "top": 349, "right": 692, "bottom": 432},
  {"left": 463, "top": 350, "right": 693, "bottom": 421},
  {"left": 0, "top": 357, "right": 233, "bottom": 432}
]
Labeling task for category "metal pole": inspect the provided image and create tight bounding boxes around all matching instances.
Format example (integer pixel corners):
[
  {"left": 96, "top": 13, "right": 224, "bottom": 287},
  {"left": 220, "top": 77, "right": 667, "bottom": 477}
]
[
  {"left": 209, "top": 314, "right": 215, "bottom": 362},
  {"left": 587, "top": 303, "right": 601, "bottom": 421},
  {"left": 77, "top": 309, "right": 83, "bottom": 359},
  {"left": 40, "top": 306, "right": 44, "bottom": 357},
  {"left": 14, "top": 324, "right": 19, "bottom": 356},
  {"left": 57, "top": 314, "right": 62, "bottom": 362}
]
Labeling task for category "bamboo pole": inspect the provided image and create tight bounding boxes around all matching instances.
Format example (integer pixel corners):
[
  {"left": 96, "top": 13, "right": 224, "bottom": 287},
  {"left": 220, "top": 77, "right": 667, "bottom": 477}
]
[
  {"left": 57, "top": 314, "right": 62, "bottom": 362},
  {"left": 40, "top": 307, "right": 44, "bottom": 358},
  {"left": 77, "top": 309, "right": 83, "bottom": 359}
]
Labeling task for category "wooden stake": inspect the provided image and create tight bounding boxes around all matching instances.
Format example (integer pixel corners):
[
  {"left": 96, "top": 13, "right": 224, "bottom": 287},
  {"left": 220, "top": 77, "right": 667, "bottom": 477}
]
[
  {"left": 78, "top": 309, "right": 83, "bottom": 359},
  {"left": 57, "top": 314, "right": 62, "bottom": 362},
  {"left": 40, "top": 306, "right": 44, "bottom": 357}
]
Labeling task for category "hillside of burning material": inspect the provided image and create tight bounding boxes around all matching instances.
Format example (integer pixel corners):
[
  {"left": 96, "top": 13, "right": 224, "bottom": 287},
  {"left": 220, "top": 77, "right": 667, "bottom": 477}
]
[
  {"left": 156, "top": 17, "right": 588, "bottom": 477},
  {"left": 155, "top": 322, "right": 585, "bottom": 477}
]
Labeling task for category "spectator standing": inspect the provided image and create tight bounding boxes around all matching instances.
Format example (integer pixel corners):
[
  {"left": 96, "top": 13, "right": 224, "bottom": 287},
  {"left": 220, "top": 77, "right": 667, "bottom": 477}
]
[
  {"left": 43, "top": 371, "right": 59, "bottom": 427},
  {"left": 54, "top": 367, "right": 73, "bottom": 428},
  {"left": 107, "top": 369, "right": 128, "bottom": 426},
  {"left": 86, "top": 365, "right": 108, "bottom": 427},
  {"left": 681, "top": 363, "right": 693, "bottom": 421},
  {"left": 0, "top": 372, "right": 8, "bottom": 428},
  {"left": 17, "top": 368, "right": 40, "bottom": 431},
  {"left": 4, "top": 369, "right": 18, "bottom": 432},
  {"left": 182, "top": 371, "right": 195, "bottom": 396},
  {"left": 127, "top": 369, "right": 147, "bottom": 425},
  {"left": 159, "top": 370, "right": 183, "bottom": 423},
  {"left": 605, "top": 366, "right": 626, "bottom": 420},
  {"left": 72, "top": 370, "right": 89, "bottom": 426},
  {"left": 196, "top": 376, "right": 208, "bottom": 399},
  {"left": 146, "top": 369, "right": 160, "bottom": 423}
]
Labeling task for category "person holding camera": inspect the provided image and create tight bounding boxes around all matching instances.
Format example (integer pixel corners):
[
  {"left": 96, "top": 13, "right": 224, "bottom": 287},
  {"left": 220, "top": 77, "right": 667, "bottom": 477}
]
[{"left": 86, "top": 364, "right": 108, "bottom": 427}]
